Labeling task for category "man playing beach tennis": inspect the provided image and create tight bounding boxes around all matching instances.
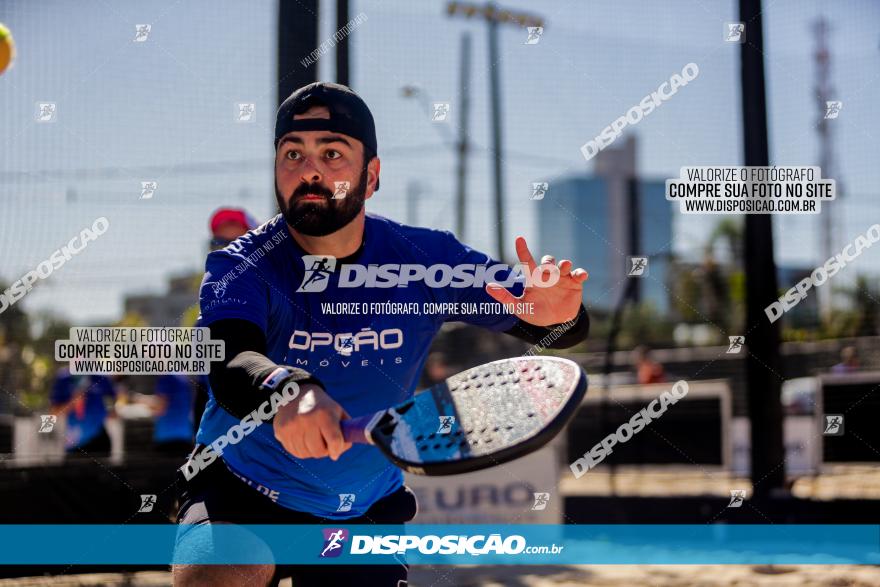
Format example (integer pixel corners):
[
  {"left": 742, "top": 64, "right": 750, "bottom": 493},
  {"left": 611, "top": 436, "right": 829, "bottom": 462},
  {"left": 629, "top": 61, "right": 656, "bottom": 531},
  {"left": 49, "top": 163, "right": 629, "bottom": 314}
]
[{"left": 172, "top": 81, "right": 590, "bottom": 586}]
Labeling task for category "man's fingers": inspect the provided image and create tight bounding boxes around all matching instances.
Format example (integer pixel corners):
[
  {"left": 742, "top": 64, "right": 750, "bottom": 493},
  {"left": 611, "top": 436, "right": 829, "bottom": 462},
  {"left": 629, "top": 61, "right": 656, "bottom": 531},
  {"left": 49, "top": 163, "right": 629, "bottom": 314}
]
[
  {"left": 303, "top": 426, "right": 328, "bottom": 459},
  {"left": 515, "top": 236, "right": 537, "bottom": 274},
  {"left": 321, "top": 415, "right": 348, "bottom": 461},
  {"left": 558, "top": 259, "right": 572, "bottom": 276},
  {"left": 571, "top": 268, "right": 589, "bottom": 283},
  {"left": 289, "top": 429, "right": 309, "bottom": 459},
  {"left": 486, "top": 283, "right": 517, "bottom": 305}
]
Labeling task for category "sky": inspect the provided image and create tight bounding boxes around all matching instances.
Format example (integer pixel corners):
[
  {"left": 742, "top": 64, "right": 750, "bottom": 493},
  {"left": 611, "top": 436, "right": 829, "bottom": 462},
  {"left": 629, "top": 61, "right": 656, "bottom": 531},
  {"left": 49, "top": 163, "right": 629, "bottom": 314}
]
[{"left": 1, "top": 0, "right": 878, "bottom": 325}]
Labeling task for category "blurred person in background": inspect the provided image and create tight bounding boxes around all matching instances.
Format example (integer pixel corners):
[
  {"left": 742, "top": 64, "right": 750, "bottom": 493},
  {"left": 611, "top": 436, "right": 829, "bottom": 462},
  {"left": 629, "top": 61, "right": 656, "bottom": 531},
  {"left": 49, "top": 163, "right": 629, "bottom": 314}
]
[
  {"left": 634, "top": 345, "right": 665, "bottom": 384},
  {"left": 191, "top": 208, "right": 258, "bottom": 436},
  {"left": 831, "top": 346, "right": 860, "bottom": 374},
  {"left": 129, "top": 374, "right": 195, "bottom": 456},
  {"left": 209, "top": 207, "right": 258, "bottom": 251},
  {"left": 49, "top": 369, "right": 116, "bottom": 457}
]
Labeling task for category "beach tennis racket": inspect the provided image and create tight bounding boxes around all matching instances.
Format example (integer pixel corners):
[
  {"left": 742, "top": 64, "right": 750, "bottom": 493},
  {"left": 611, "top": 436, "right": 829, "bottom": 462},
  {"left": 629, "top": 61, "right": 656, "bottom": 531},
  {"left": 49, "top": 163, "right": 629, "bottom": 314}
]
[{"left": 341, "top": 356, "right": 587, "bottom": 475}]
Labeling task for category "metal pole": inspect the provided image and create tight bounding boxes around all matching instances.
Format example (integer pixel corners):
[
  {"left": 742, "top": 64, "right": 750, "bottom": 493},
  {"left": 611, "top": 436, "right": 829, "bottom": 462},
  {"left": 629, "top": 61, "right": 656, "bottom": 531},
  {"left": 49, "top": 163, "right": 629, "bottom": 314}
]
[
  {"left": 739, "top": 0, "right": 786, "bottom": 497},
  {"left": 487, "top": 8, "right": 506, "bottom": 261},
  {"left": 336, "top": 0, "right": 350, "bottom": 87},
  {"left": 456, "top": 33, "right": 472, "bottom": 239}
]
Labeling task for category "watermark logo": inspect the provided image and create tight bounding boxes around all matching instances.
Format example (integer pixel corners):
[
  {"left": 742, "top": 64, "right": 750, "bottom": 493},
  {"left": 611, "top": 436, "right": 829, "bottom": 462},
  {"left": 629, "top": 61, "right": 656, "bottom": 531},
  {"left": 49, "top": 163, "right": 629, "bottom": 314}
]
[
  {"left": 181, "top": 381, "right": 300, "bottom": 480},
  {"left": 337, "top": 336, "right": 354, "bottom": 356},
  {"left": 724, "top": 22, "right": 745, "bottom": 43},
  {"left": 36, "top": 102, "right": 57, "bottom": 122},
  {"left": 437, "top": 416, "right": 455, "bottom": 434},
  {"left": 581, "top": 63, "right": 698, "bottom": 162},
  {"left": 237, "top": 103, "right": 255, "bottom": 122},
  {"left": 530, "top": 182, "right": 548, "bottom": 200},
  {"left": 134, "top": 24, "right": 151, "bottom": 42},
  {"left": 296, "top": 260, "right": 557, "bottom": 292},
  {"left": 320, "top": 528, "right": 349, "bottom": 558},
  {"left": 531, "top": 492, "right": 550, "bottom": 511},
  {"left": 727, "top": 489, "right": 746, "bottom": 508},
  {"left": 570, "top": 381, "right": 689, "bottom": 478},
  {"left": 823, "top": 414, "right": 844, "bottom": 436},
  {"left": 766, "top": 224, "right": 880, "bottom": 323},
  {"left": 337, "top": 493, "right": 356, "bottom": 513},
  {"left": 138, "top": 494, "right": 157, "bottom": 513},
  {"left": 333, "top": 181, "right": 350, "bottom": 200},
  {"left": 824, "top": 101, "right": 842, "bottom": 119},
  {"left": 301, "top": 13, "right": 368, "bottom": 68},
  {"left": 140, "top": 181, "right": 157, "bottom": 200},
  {"left": 432, "top": 102, "right": 450, "bottom": 122},
  {"left": 38, "top": 415, "right": 57, "bottom": 433},
  {"left": 727, "top": 336, "right": 745, "bottom": 354},
  {"left": 627, "top": 256, "right": 648, "bottom": 277},
  {"left": 1, "top": 217, "right": 110, "bottom": 316},
  {"left": 298, "top": 256, "right": 337, "bottom": 293},
  {"left": 525, "top": 26, "right": 543, "bottom": 44}
]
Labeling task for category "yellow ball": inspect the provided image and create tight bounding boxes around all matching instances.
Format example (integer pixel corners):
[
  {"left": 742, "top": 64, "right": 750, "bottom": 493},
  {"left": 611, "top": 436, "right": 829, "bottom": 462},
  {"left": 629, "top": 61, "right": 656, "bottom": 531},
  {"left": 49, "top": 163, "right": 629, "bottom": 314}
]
[{"left": 0, "top": 23, "right": 16, "bottom": 75}]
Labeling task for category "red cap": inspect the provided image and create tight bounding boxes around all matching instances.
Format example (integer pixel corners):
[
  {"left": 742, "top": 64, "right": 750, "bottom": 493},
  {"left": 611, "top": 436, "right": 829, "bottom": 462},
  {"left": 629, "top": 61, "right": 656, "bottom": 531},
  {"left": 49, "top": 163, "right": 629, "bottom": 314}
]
[{"left": 210, "top": 208, "right": 256, "bottom": 235}]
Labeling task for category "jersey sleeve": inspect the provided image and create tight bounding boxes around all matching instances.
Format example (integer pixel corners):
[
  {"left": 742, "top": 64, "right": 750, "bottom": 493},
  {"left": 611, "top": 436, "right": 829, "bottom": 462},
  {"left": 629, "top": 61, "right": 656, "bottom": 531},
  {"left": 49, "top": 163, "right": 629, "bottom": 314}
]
[
  {"left": 436, "top": 231, "right": 524, "bottom": 331},
  {"left": 199, "top": 248, "right": 270, "bottom": 331}
]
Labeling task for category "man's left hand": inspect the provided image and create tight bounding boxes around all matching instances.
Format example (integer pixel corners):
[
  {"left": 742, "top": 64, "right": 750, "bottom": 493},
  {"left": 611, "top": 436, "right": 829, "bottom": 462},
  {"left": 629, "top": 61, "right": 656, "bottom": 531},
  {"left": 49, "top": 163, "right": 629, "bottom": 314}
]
[{"left": 485, "top": 236, "right": 588, "bottom": 327}]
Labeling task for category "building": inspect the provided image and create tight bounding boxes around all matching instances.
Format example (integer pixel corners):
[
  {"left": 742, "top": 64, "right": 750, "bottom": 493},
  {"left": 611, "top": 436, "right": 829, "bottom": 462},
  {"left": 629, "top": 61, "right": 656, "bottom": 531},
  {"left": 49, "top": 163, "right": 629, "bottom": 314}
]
[
  {"left": 123, "top": 273, "right": 201, "bottom": 327},
  {"left": 537, "top": 136, "right": 673, "bottom": 313}
]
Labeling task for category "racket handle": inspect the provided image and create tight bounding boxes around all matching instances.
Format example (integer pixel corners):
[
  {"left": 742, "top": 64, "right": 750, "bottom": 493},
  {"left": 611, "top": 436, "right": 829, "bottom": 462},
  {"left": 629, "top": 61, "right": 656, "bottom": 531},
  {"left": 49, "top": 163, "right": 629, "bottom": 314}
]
[{"left": 341, "top": 414, "right": 376, "bottom": 445}]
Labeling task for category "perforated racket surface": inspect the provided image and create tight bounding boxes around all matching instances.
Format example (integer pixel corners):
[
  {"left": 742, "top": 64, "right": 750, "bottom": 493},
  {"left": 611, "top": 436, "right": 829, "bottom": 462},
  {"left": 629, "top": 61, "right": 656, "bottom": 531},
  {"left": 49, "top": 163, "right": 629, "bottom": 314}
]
[{"left": 341, "top": 356, "right": 587, "bottom": 475}]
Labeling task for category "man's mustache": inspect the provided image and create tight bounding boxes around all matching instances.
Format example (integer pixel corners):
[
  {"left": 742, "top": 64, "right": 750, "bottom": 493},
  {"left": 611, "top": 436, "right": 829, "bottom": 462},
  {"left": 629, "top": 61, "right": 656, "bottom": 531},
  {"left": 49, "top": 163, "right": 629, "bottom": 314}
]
[{"left": 292, "top": 183, "right": 334, "bottom": 201}]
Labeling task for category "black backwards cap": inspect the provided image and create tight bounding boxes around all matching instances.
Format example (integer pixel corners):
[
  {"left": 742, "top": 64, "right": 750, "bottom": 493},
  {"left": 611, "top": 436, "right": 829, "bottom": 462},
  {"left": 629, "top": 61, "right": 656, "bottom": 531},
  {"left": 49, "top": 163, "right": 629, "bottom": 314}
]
[{"left": 275, "top": 82, "right": 379, "bottom": 190}]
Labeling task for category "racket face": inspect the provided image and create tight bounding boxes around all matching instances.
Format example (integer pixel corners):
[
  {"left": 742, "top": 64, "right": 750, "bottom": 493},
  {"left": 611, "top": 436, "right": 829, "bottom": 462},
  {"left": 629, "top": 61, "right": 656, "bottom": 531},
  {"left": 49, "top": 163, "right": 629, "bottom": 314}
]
[{"left": 367, "top": 356, "right": 587, "bottom": 475}]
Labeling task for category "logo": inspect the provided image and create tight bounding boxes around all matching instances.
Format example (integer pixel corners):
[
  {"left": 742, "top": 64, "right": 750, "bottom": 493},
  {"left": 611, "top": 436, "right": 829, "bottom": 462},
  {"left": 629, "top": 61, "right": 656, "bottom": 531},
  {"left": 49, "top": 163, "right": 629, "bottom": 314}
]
[
  {"left": 823, "top": 414, "right": 844, "bottom": 436},
  {"left": 134, "top": 24, "right": 151, "bottom": 42},
  {"left": 36, "top": 102, "right": 57, "bottom": 122},
  {"left": 298, "top": 255, "right": 337, "bottom": 292},
  {"left": 333, "top": 181, "right": 350, "bottom": 200},
  {"left": 727, "top": 489, "right": 746, "bottom": 508},
  {"left": 337, "top": 336, "right": 354, "bottom": 356},
  {"left": 1, "top": 217, "right": 110, "bottom": 316},
  {"left": 627, "top": 256, "right": 648, "bottom": 277},
  {"left": 237, "top": 103, "right": 255, "bottom": 122},
  {"left": 531, "top": 492, "right": 550, "bottom": 511},
  {"left": 432, "top": 102, "right": 450, "bottom": 122},
  {"left": 724, "top": 22, "right": 745, "bottom": 43},
  {"left": 581, "top": 63, "right": 699, "bottom": 162},
  {"left": 296, "top": 260, "right": 556, "bottom": 291},
  {"left": 38, "top": 415, "right": 57, "bottom": 433},
  {"left": 437, "top": 416, "right": 455, "bottom": 434},
  {"left": 320, "top": 528, "right": 349, "bottom": 558},
  {"left": 337, "top": 493, "right": 356, "bottom": 513},
  {"left": 140, "top": 181, "right": 158, "bottom": 200},
  {"left": 525, "top": 26, "right": 543, "bottom": 44},
  {"left": 727, "top": 336, "right": 745, "bottom": 354},
  {"left": 570, "top": 381, "right": 689, "bottom": 478},
  {"left": 181, "top": 382, "right": 301, "bottom": 481},
  {"left": 824, "top": 101, "right": 842, "bottom": 120},
  {"left": 530, "top": 182, "right": 548, "bottom": 200},
  {"left": 766, "top": 224, "right": 880, "bottom": 323},
  {"left": 138, "top": 494, "right": 157, "bottom": 513}
]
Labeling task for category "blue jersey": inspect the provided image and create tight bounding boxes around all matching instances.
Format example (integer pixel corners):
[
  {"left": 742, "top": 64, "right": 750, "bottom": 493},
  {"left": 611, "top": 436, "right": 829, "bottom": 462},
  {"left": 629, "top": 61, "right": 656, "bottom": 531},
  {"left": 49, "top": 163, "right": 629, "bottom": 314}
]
[
  {"left": 195, "top": 213, "right": 523, "bottom": 518},
  {"left": 50, "top": 371, "right": 115, "bottom": 449},
  {"left": 154, "top": 374, "right": 194, "bottom": 443}
]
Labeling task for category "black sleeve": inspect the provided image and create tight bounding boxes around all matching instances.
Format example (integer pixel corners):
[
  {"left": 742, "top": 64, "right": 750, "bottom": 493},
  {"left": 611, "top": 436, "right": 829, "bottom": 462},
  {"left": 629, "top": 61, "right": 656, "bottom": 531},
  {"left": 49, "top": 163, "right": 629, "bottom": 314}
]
[
  {"left": 502, "top": 304, "right": 589, "bottom": 349},
  {"left": 207, "top": 318, "right": 324, "bottom": 420}
]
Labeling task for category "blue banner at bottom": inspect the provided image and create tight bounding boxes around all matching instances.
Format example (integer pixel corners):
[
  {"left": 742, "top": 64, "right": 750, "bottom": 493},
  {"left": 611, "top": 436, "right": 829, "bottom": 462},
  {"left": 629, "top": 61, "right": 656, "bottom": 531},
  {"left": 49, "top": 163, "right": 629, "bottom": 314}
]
[{"left": 0, "top": 525, "right": 877, "bottom": 565}]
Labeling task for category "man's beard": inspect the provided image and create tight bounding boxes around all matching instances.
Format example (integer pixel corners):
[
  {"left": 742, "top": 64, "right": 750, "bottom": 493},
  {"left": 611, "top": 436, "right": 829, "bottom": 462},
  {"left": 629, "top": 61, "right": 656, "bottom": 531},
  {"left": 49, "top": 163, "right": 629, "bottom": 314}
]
[{"left": 275, "top": 165, "right": 368, "bottom": 237}]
